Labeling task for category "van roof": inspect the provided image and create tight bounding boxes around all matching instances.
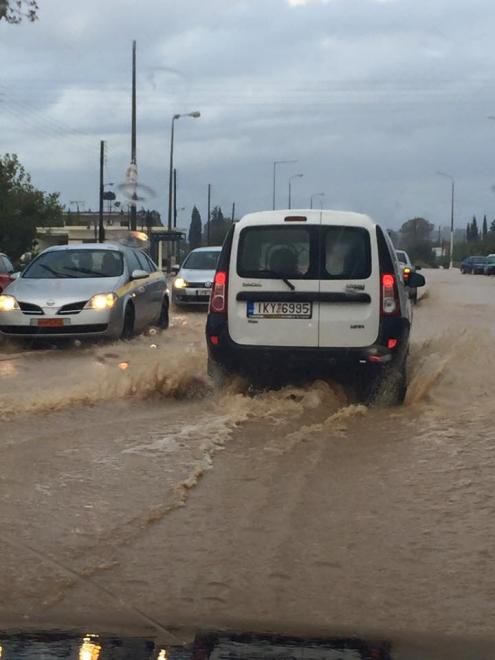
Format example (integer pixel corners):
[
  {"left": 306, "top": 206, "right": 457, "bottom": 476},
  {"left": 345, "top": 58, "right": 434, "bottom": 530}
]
[{"left": 237, "top": 209, "right": 376, "bottom": 230}]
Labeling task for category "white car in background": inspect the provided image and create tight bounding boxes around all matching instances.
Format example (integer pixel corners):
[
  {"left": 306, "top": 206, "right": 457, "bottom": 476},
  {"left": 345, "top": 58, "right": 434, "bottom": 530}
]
[
  {"left": 172, "top": 247, "right": 221, "bottom": 307},
  {"left": 395, "top": 249, "right": 420, "bottom": 303}
]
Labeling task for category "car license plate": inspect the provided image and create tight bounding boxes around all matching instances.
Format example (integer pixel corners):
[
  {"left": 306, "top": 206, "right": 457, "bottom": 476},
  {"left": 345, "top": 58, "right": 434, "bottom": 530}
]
[
  {"left": 247, "top": 301, "right": 312, "bottom": 319},
  {"left": 37, "top": 318, "right": 65, "bottom": 328},
  {"left": 197, "top": 289, "right": 210, "bottom": 297}
]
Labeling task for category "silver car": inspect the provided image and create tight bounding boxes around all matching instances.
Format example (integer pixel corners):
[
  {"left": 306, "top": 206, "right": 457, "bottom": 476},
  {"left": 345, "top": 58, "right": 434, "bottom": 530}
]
[
  {"left": 172, "top": 246, "right": 221, "bottom": 307},
  {"left": 0, "top": 243, "right": 170, "bottom": 339}
]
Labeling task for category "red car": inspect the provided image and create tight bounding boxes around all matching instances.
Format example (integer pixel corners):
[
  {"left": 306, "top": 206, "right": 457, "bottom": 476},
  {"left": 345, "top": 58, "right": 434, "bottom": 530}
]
[{"left": 0, "top": 253, "right": 15, "bottom": 293}]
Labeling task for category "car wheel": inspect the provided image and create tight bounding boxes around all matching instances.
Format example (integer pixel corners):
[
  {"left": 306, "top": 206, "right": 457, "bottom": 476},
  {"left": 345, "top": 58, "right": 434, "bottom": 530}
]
[
  {"left": 157, "top": 298, "right": 169, "bottom": 329},
  {"left": 207, "top": 357, "right": 229, "bottom": 388},
  {"left": 460, "top": 268, "right": 465, "bottom": 274},
  {"left": 363, "top": 361, "right": 407, "bottom": 407},
  {"left": 121, "top": 303, "right": 135, "bottom": 340}
]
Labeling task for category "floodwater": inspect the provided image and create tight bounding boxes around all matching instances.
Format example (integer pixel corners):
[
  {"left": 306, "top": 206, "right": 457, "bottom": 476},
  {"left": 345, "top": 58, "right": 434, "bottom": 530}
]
[{"left": 1, "top": 269, "right": 495, "bottom": 658}]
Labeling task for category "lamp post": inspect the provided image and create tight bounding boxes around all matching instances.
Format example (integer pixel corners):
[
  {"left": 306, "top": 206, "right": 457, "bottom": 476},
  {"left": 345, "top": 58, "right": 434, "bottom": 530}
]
[
  {"left": 436, "top": 171, "right": 455, "bottom": 269},
  {"left": 273, "top": 160, "right": 297, "bottom": 210},
  {"left": 310, "top": 192, "right": 324, "bottom": 209},
  {"left": 168, "top": 111, "right": 200, "bottom": 232},
  {"left": 288, "top": 173, "right": 303, "bottom": 210}
]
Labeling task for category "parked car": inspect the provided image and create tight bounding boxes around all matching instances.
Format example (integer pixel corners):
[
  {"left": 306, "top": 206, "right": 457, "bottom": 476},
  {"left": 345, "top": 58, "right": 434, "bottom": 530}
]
[
  {"left": 172, "top": 246, "right": 221, "bottom": 307},
  {"left": 483, "top": 256, "right": 495, "bottom": 275},
  {"left": 460, "top": 256, "right": 488, "bottom": 274},
  {"left": 0, "top": 252, "right": 15, "bottom": 293},
  {"left": 206, "top": 210, "right": 425, "bottom": 403},
  {"left": 0, "top": 243, "right": 169, "bottom": 339},
  {"left": 395, "top": 249, "right": 420, "bottom": 302}
]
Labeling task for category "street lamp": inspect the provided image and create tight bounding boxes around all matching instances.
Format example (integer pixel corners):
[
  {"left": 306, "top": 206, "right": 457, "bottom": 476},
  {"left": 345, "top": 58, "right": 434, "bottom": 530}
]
[
  {"left": 310, "top": 192, "right": 324, "bottom": 209},
  {"left": 168, "top": 111, "right": 201, "bottom": 232},
  {"left": 436, "top": 171, "right": 455, "bottom": 269},
  {"left": 273, "top": 159, "right": 297, "bottom": 210},
  {"left": 288, "top": 173, "right": 303, "bottom": 210}
]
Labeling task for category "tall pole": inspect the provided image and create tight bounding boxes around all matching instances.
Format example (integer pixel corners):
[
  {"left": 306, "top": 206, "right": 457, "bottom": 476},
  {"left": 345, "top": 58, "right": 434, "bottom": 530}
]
[
  {"left": 272, "top": 159, "right": 297, "bottom": 210},
  {"left": 231, "top": 201, "right": 235, "bottom": 223},
  {"left": 450, "top": 180, "right": 455, "bottom": 269},
  {"left": 130, "top": 40, "right": 137, "bottom": 231},
  {"left": 168, "top": 116, "right": 177, "bottom": 232},
  {"left": 207, "top": 183, "right": 211, "bottom": 246},
  {"left": 288, "top": 181, "right": 292, "bottom": 210},
  {"left": 98, "top": 140, "right": 105, "bottom": 243},
  {"left": 173, "top": 168, "right": 178, "bottom": 229}
]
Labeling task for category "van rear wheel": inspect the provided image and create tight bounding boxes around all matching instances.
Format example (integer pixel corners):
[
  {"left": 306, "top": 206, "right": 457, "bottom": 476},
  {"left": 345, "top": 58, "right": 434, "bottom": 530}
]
[
  {"left": 207, "top": 357, "right": 229, "bottom": 388},
  {"left": 363, "top": 361, "right": 407, "bottom": 407}
]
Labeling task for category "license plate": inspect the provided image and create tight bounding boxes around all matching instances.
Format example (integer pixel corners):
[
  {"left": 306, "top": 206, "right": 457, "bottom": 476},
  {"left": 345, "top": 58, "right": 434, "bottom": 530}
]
[
  {"left": 247, "top": 301, "right": 312, "bottom": 319},
  {"left": 37, "top": 318, "right": 65, "bottom": 328},
  {"left": 197, "top": 289, "right": 210, "bottom": 297}
]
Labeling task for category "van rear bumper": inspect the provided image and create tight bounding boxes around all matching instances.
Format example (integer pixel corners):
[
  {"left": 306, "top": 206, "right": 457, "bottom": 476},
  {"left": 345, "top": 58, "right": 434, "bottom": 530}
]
[{"left": 206, "top": 313, "right": 409, "bottom": 373}]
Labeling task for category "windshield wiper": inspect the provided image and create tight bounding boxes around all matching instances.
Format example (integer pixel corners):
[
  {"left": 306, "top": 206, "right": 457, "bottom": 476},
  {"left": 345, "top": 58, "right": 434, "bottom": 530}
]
[
  {"left": 37, "top": 264, "right": 74, "bottom": 278},
  {"left": 65, "top": 266, "right": 105, "bottom": 277},
  {"left": 257, "top": 269, "right": 296, "bottom": 291}
]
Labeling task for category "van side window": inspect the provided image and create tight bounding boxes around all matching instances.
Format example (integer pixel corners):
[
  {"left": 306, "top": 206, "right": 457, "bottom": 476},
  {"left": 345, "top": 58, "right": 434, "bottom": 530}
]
[{"left": 323, "top": 227, "right": 371, "bottom": 279}]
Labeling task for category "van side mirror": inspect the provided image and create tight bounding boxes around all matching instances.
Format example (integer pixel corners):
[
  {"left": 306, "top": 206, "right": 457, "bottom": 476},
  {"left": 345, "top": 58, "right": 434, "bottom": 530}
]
[{"left": 407, "top": 272, "right": 425, "bottom": 287}]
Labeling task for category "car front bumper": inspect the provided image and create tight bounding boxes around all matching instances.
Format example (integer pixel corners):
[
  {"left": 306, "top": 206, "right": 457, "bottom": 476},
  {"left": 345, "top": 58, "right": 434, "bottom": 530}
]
[
  {"left": 173, "top": 287, "right": 211, "bottom": 305},
  {"left": 0, "top": 307, "right": 122, "bottom": 339}
]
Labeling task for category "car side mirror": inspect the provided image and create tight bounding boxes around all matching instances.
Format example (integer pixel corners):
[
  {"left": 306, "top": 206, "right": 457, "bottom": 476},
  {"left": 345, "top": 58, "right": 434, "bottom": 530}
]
[
  {"left": 11, "top": 272, "right": 20, "bottom": 279},
  {"left": 407, "top": 272, "right": 425, "bottom": 287},
  {"left": 130, "top": 269, "right": 148, "bottom": 280},
  {"left": 170, "top": 264, "right": 180, "bottom": 275},
  {"left": 415, "top": 265, "right": 422, "bottom": 271}
]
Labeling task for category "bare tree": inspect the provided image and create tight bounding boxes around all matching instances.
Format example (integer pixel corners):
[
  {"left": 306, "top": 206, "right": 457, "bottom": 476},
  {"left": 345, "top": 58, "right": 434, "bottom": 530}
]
[{"left": 0, "top": 0, "right": 39, "bottom": 23}]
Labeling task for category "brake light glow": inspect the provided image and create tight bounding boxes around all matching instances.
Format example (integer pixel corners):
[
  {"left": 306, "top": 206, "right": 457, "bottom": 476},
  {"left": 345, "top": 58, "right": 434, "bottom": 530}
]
[
  {"left": 210, "top": 270, "right": 227, "bottom": 313},
  {"left": 387, "top": 338, "right": 398, "bottom": 349},
  {"left": 284, "top": 215, "right": 307, "bottom": 222},
  {"left": 210, "top": 335, "right": 220, "bottom": 345},
  {"left": 381, "top": 273, "right": 399, "bottom": 316}
]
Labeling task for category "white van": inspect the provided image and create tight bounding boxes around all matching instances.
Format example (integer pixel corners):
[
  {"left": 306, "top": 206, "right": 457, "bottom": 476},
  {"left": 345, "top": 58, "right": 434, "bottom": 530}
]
[{"left": 206, "top": 210, "right": 425, "bottom": 403}]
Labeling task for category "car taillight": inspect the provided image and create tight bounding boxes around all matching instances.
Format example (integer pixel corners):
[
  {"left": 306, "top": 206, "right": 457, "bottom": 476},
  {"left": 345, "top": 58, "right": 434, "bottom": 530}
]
[
  {"left": 381, "top": 273, "right": 399, "bottom": 316},
  {"left": 210, "top": 270, "right": 227, "bottom": 313}
]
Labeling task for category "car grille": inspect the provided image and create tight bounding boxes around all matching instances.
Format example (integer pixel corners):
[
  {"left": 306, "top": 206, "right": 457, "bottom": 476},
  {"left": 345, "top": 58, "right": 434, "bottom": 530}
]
[
  {"left": 0, "top": 324, "right": 108, "bottom": 335},
  {"left": 57, "top": 301, "right": 87, "bottom": 315},
  {"left": 176, "top": 293, "right": 211, "bottom": 303},
  {"left": 18, "top": 302, "right": 44, "bottom": 315}
]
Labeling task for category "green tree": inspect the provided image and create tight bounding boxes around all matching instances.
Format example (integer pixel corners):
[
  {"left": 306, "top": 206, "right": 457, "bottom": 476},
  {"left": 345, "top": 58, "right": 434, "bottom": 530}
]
[
  {"left": 471, "top": 216, "right": 479, "bottom": 241},
  {"left": 482, "top": 214, "right": 488, "bottom": 239},
  {"left": 0, "top": 153, "right": 63, "bottom": 259},
  {"left": 0, "top": 0, "right": 38, "bottom": 22},
  {"left": 466, "top": 222, "right": 471, "bottom": 242},
  {"left": 188, "top": 206, "right": 202, "bottom": 249},
  {"left": 204, "top": 206, "right": 232, "bottom": 246},
  {"left": 490, "top": 219, "right": 495, "bottom": 235},
  {"left": 399, "top": 217, "right": 435, "bottom": 265}
]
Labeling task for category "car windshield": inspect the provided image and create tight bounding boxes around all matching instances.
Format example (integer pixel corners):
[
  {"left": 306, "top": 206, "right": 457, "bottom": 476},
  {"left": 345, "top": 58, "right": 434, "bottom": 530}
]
[
  {"left": 396, "top": 251, "right": 408, "bottom": 264},
  {"left": 23, "top": 249, "right": 124, "bottom": 279},
  {"left": 183, "top": 250, "right": 220, "bottom": 270}
]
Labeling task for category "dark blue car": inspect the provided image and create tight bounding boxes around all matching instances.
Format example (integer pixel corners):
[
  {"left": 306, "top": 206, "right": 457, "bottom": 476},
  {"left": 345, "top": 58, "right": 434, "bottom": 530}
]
[{"left": 460, "top": 256, "right": 488, "bottom": 274}]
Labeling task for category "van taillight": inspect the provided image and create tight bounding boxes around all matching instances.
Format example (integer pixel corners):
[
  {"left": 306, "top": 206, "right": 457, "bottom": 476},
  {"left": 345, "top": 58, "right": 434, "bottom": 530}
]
[
  {"left": 210, "top": 270, "right": 227, "bottom": 313},
  {"left": 381, "top": 273, "right": 399, "bottom": 316}
]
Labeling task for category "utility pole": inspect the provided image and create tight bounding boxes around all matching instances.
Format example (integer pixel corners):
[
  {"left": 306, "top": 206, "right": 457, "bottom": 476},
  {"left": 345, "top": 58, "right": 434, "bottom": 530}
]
[
  {"left": 231, "top": 201, "right": 235, "bottom": 223},
  {"left": 130, "top": 39, "right": 137, "bottom": 231},
  {"left": 173, "top": 168, "right": 177, "bottom": 228},
  {"left": 98, "top": 140, "right": 105, "bottom": 243},
  {"left": 207, "top": 183, "right": 211, "bottom": 246}
]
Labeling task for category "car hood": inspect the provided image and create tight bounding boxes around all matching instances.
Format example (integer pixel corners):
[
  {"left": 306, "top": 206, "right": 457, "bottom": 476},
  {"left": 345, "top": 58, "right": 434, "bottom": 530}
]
[
  {"left": 179, "top": 268, "right": 215, "bottom": 284},
  {"left": 5, "top": 276, "right": 123, "bottom": 306}
]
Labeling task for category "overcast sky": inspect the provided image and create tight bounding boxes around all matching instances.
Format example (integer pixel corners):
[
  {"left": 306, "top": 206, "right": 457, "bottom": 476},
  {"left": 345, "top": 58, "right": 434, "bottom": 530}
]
[{"left": 2, "top": 0, "right": 495, "bottom": 231}]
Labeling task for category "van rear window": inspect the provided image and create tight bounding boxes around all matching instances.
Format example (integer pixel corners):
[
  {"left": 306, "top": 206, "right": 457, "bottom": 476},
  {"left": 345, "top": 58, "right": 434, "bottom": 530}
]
[
  {"left": 238, "top": 226, "right": 312, "bottom": 278},
  {"left": 323, "top": 226, "right": 371, "bottom": 279},
  {"left": 237, "top": 225, "right": 371, "bottom": 280}
]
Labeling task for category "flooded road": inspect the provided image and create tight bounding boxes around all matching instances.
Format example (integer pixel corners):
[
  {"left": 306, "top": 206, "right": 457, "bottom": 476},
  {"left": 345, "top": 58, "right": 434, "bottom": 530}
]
[{"left": 1, "top": 269, "right": 495, "bottom": 656}]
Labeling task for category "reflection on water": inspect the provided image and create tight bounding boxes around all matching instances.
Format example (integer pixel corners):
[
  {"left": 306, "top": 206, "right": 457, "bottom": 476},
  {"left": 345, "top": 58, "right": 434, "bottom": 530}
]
[{"left": 0, "top": 632, "right": 392, "bottom": 660}]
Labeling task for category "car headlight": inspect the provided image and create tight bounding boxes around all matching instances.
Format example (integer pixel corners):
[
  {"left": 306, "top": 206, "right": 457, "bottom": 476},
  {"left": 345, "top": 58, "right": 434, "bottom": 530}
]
[
  {"left": 0, "top": 295, "right": 19, "bottom": 312},
  {"left": 174, "top": 277, "right": 187, "bottom": 289},
  {"left": 85, "top": 293, "right": 117, "bottom": 310}
]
